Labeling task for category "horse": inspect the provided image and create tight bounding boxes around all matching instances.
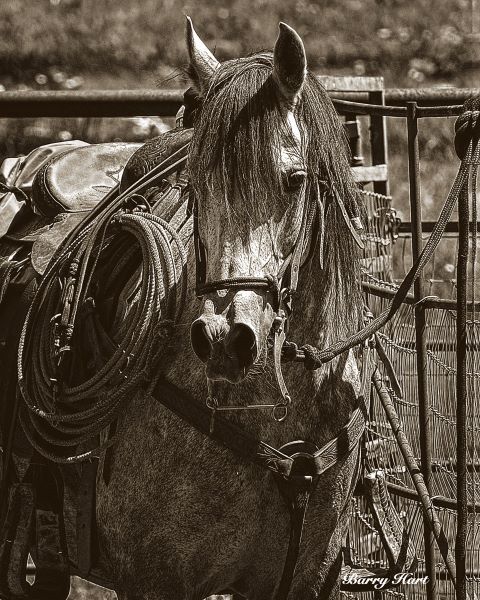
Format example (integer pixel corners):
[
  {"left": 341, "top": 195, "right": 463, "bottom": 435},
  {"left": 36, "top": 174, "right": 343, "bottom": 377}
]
[
  {"left": 2, "top": 19, "right": 366, "bottom": 600},
  {"left": 94, "top": 20, "right": 364, "bottom": 600}
]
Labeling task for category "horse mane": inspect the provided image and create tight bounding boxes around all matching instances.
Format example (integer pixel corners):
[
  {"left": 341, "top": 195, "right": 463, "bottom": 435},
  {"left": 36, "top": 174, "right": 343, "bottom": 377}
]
[{"left": 188, "top": 52, "right": 362, "bottom": 332}]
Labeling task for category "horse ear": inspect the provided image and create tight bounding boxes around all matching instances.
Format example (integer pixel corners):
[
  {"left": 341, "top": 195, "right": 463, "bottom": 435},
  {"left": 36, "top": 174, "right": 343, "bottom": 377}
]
[
  {"left": 273, "top": 22, "right": 307, "bottom": 105},
  {"left": 186, "top": 16, "right": 219, "bottom": 94}
]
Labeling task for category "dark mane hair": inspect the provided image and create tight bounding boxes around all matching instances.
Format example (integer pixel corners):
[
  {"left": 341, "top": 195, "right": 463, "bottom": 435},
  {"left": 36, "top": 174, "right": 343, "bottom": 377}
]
[{"left": 188, "top": 52, "right": 362, "bottom": 330}]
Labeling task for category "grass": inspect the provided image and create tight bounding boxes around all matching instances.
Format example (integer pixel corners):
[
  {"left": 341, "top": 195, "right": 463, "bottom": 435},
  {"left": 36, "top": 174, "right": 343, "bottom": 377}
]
[{"left": 0, "top": 0, "right": 474, "bottom": 86}]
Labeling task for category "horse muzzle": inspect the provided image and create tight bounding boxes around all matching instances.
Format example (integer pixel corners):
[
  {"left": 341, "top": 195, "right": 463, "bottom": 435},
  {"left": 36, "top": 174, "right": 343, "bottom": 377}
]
[{"left": 190, "top": 293, "right": 266, "bottom": 383}]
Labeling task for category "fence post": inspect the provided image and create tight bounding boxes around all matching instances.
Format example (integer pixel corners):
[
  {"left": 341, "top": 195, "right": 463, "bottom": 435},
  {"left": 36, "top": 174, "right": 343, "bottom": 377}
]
[
  {"left": 455, "top": 165, "right": 469, "bottom": 600},
  {"left": 406, "top": 101, "right": 436, "bottom": 600},
  {"left": 369, "top": 89, "right": 389, "bottom": 197}
]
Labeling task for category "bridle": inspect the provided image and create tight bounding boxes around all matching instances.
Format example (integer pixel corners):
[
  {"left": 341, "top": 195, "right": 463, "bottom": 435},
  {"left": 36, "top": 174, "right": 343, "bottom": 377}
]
[
  {"left": 180, "top": 81, "right": 368, "bottom": 423},
  {"left": 190, "top": 171, "right": 311, "bottom": 414},
  {"left": 183, "top": 86, "right": 361, "bottom": 317},
  {"left": 189, "top": 169, "right": 363, "bottom": 421},
  {"left": 191, "top": 179, "right": 319, "bottom": 306}
]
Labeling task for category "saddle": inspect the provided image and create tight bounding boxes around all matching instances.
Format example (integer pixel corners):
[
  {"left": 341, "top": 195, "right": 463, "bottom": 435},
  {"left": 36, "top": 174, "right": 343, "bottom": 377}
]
[
  {"left": 1, "top": 142, "right": 142, "bottom": 277},
  {"left": 0, "top": 129, "right": 194, "bottom": 599},
  {"left": 0, "top": 140, "right": 89, "bottom": 238},
  {"left": 31, "top": 142, "right": 142, "bottom": 217}
]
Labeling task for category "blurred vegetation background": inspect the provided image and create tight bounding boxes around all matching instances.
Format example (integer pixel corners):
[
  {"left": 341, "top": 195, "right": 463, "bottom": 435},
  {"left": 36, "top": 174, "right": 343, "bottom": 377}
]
[
  {"left": 1, "top": 1, "right": 479, "bottom": 597},
  {"left": 0, "top": 0, "right": 477, "bottom": 88},
  {"left": 1, "top": 0, "right": 478, "bottom": 216}
]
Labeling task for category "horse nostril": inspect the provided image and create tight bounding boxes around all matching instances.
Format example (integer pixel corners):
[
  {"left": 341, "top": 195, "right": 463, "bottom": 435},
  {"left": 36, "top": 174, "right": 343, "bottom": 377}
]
[
  {"left": 225, "top": 323, "right": 257, "bottom": 368},
  {"left": 190, "top": 321, "right": 212, "bottom": 362}
]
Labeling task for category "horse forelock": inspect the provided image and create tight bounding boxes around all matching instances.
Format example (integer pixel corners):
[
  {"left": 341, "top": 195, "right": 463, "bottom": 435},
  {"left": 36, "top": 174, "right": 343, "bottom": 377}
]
[
  {"left": 188, "top": 53, "right": 286, "bottom": 226},
  {"left": 188, "top": 52, "right": 361, "bottom": 324}
]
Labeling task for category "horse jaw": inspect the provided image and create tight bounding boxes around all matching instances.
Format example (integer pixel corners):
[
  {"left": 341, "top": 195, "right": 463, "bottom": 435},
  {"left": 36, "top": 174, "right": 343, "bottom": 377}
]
[
  {"left": 273, "top": 22, "right": 307, "bottom": 106},
  {"left": 186, "top": 16, "right": 219, "bottom": 93}
]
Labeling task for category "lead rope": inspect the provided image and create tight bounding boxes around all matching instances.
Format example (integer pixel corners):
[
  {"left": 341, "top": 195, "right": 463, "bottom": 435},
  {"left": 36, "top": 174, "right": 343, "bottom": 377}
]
[{"left": 299, "top": 101, "right": 480, "bottom": 370}]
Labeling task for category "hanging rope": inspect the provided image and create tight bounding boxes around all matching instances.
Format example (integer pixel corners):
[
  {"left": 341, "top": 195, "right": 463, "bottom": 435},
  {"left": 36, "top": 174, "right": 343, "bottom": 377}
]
[
  {"left": 454, "top": 95, "right": 480, "bottom": 600},
  {"left": 454, "top": 97, "right": 480, "bottom": 161}
]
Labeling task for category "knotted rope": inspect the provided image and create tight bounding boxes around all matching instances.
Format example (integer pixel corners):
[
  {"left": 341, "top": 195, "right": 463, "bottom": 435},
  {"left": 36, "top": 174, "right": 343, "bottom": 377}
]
[
  {"left": 300, "top": 96, "right": 480, "bottom": 370},
  {"left": 454, "top": 96, "right": 480, "bottom": 160}
]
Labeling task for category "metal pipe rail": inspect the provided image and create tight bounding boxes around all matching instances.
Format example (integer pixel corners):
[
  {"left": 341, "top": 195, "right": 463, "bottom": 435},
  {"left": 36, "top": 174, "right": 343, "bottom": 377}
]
[
  {"left": 0, "top": 89, "right": 184, "bottom": 118},
  {"left": 0, "top": 87, "right": 478, "bottom": 119}
]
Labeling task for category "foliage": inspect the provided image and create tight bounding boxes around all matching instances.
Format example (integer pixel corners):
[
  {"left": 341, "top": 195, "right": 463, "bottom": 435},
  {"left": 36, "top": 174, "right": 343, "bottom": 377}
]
[{"left": 0, "top": 0, "right": 474, "bottom": 87}]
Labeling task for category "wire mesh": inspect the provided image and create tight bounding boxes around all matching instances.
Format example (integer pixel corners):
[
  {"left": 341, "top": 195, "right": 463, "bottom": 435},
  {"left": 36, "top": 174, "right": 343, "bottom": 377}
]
[{"left": 345, "top": 187, "right": 480, "bottom": 599}]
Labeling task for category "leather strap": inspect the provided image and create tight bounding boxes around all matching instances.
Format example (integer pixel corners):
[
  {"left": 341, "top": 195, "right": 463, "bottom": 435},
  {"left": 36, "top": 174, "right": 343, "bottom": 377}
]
[
  {"left": 193, "top": 184, "right": 319, "bottom": 302},
  {"left": 0, "top": 276, "right": 38, "bottom": 521},
  {"left": 0, "top": 463, "right": 70, "bottom": 600},
  {"left": 0, "top": 483, "right": 35, "bottom": 599},
  {"left": 152, "top": 379, "right": 367, "bottom": 599},
  {"left": 0, "top": 260, "right": 19, "bottom": 306},
  {"left": 29, "top": 458, "right": 70, "bottom": 600},
  {"left": 286, "top": 190, "right": 317, "bottom": 293},
  {"left": 76, "top": 460, "right": 99, "bottom": 577},
  {"left": 274, "top": 471, "right": 318, "bottom": 600},
  {"left": 331, "top": 185, "right": 365, "bottom": 250},
  {"left": 153, "top": 378, "right": 367, "bottom": 480}
]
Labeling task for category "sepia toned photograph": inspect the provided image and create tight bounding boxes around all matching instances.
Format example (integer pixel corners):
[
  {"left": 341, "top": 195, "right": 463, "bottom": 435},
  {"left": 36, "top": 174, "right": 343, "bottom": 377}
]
[{"left": 0, "top": 1, "right": 479, "bottom": 599}]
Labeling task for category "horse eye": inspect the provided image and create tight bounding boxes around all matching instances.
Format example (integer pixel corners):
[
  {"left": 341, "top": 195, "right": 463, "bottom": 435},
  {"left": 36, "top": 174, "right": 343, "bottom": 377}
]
[{"left": 285, "top": 170, "right": 307, "bottom": 192}]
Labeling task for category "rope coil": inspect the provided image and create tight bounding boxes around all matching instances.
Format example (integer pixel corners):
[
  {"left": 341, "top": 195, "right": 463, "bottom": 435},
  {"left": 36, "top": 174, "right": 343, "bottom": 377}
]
[{"left": 18, "top": 192, "right": 188, "bottom": 463}]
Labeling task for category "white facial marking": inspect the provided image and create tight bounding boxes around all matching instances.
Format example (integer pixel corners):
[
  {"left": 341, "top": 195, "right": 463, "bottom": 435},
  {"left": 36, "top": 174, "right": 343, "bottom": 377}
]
[
  {"left": 287, "top": 109, "right": 302, "bottom": 144},
  {"left": 281, "top": 110, "right": 302, "bottom": 171}
]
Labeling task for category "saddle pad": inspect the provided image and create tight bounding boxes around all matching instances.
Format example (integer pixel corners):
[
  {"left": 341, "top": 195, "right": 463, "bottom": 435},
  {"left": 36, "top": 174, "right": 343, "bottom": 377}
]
[{"left": 31, "top": 142, "right": 142, "bottom": 217}]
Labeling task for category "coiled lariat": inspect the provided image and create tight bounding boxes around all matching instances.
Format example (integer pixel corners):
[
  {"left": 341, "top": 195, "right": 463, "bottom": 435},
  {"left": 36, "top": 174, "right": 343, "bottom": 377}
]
[{"left": 18, "top": 194, "right": 188, "bottom": 463}]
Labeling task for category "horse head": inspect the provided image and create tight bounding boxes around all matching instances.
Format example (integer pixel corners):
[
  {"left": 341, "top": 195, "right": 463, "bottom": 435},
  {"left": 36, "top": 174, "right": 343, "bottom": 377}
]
[{"left": 187, "top": 19, "right": 360, "bottom": 386}]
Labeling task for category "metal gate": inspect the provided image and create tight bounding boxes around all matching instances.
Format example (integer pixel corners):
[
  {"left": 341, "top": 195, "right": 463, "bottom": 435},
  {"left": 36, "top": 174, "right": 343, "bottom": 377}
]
[{"left": 334, "top": 92, "right": 479, "bottom": 600}]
